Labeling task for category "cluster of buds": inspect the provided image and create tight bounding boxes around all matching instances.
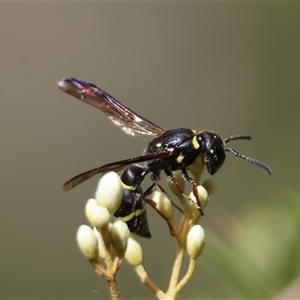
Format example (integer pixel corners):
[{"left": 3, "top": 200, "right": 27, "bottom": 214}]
[
  {"left": 76, "top": 173, "right": 144, "bottom": 287},
  {"left": 75, "top": 158, "right": 217, "bottom": 300}
]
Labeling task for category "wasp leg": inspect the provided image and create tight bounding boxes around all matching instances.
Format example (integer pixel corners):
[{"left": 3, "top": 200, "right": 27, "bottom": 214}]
[
  {"left": 143, "top": 183, "right": 156, "bottom": 197},
  {"left": 181, "top": 168, "right": 204, "bottom": 216},
  {"left": 164, "top": 170, "right": 204, "bottom": 216},
  {"left": 142, "top": 197, "right": 176, "bottom": 237},
  {"left": 155, "top": 183, "right": 183, "bottom": 214}
]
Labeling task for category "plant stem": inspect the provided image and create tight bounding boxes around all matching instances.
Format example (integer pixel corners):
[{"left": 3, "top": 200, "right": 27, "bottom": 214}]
[
  {"left": 166, "top": 245, "right": 185, "bottom": 299},
  {"left": 107, "top": 278, "right": 121, "bottom": 300},
  {"left": 175, "top": 257, "right": 196, "bottom": 294},
  {"left": 135, "top": 265, "right": 166, "bottom": 299}
]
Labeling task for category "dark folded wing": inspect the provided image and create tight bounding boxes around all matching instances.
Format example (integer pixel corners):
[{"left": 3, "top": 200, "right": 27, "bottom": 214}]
[
  {"left": 63, "top": 151, "right": 173, "bottom": 191},
  {"left": 58, "top": 78, "right": 165, "bottom": 137}
]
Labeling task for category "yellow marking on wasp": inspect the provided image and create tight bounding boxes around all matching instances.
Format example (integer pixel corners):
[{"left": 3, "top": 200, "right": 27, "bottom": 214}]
[
  {"left": 121, "top": 182, "right": 134, "bottom": 190},
  {"left": 210, "top": 149, "right": 214, "bottom": 154},
  {"left": 135, "top": 208, "right": 145, "bottom": 217},
  {"left": 156, "top": 143, "right": 162, "bottom": 148},
  {"left": 121, "top": 208, "right": 145, "bottom": 222},
  {"left": 176, "top": 155, "right": 184, "bottom": 164},
  {"left": 192, "top": 135, "right": 200, "bottom": 149},
  {"left": 121, "top": 212, "right": 135, "bottom": 222}
]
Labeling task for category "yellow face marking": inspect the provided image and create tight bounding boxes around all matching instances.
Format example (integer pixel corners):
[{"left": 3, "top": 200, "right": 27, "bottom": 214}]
[
  {"left": 210, "top": 149, "right": 214, "bottom": 154},
  {"left": 156, "top": 143, "right": 162, "bottom": 148},
  {"left": 192, "top": 135, "right": 200, "bottom": 149}
]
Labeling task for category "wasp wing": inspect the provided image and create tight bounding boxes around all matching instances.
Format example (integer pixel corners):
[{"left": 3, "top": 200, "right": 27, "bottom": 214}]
[
  {"left": 63, "top": 151, "right": 173, "bottom": 191},
  {"left": 58, "top": 78, "right": 165, "bottom": 137}
]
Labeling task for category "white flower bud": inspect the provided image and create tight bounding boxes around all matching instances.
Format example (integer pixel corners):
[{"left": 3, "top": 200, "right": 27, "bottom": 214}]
[
  {"left": 93, "top": 227, "right": 106, "bottom": 259},
  {"left": 85, "top": 198, "right": 98, "bottom": 223},
  {"left": 125, "top": 235, "right": 143, "bottom": 267},
  {"left": 189, "top": 185, "right": 209, "bottom": 212},
  {"left": 111, "top": 219, "right": 129, "bottom": 258},
  {"left": 95, "top": 172, "right": 123, "bottom": 214},
  {"left": 187, "top": 225, "right": 205, "bottom": 259},
  {"left": 202, "top": 178, "right": 217, "bottom": 196},
  {"left": 88, "top": 205, "right": 110, "bottom": 230},
  {"left": 148, "top": 190, "right": 174, "bottom": 220},
  {"left": 167, "top": 170, "right": 185, "bottom": 197},
  {"left": 76, "top": 225, "right": 98, "bottom": 260},
  {"left": 186, "top": 157, "right": 205, "bottom": 184}
]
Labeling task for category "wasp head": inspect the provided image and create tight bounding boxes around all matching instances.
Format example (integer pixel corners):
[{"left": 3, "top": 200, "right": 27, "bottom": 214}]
[{"left": 197, "top": 131, "right": 226, "bottom": 175}]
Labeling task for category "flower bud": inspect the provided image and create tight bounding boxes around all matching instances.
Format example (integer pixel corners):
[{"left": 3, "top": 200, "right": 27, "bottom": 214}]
[
  {"left": 189, "top": 185, "right": 209, "bottom": 212},
  {"left": 93, "top": 227, "right": 106, "bottom": 259},
  {"left": 148, "top": 190, "right": 174, "bottom": 220},
  {"left": 85, "top": 198, "right": 98, "bottom": 223},
  {"left": 95, "top": 172, "right": 123, "bottom": 214},
  {"left": 76, "top": 225, "right": 98, "bottom": 260},
  {"left": 167, "top": 170, "right": 185, "bottom": 197},
  {"left": 187, "top": 157, "right": 205, "bottom": 184},
  {"left": 202, "top": 178, "right": 217, "bottom": 196},
  {"left": 125, "top": 235, "right": 143, "bottom": 267},
  {"left": 187, "top": 225, "right": 205, "bottom": 259},
  {"left": 88, "top": 205, "right": 110, "bottom": 230},
  {"left": 111, "top": 219, "right": 129, "bottom": 258}
]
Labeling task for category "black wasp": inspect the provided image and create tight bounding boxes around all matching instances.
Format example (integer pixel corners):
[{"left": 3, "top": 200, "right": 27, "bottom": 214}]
[{"left": 58, "top": 78, "right": 271, "bottom": 216}]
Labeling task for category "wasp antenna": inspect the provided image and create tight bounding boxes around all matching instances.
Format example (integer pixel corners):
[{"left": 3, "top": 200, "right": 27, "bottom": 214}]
[
  {"left": 225, "top": 148, "right": 272, "bottom": 175},
  {"left": 224, "top": 134, "right": 251, "bottom": 144}
]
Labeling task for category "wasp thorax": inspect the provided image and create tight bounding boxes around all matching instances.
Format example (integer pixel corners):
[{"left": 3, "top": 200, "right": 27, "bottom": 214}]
[{"left": 197, "top": 131, "right": 226, "bottom": 175}]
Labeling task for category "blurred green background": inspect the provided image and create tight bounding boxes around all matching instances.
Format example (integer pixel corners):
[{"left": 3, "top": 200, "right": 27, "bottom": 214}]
[{"left": 1, "top": 3, "right": 299, "bottom": 299}]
